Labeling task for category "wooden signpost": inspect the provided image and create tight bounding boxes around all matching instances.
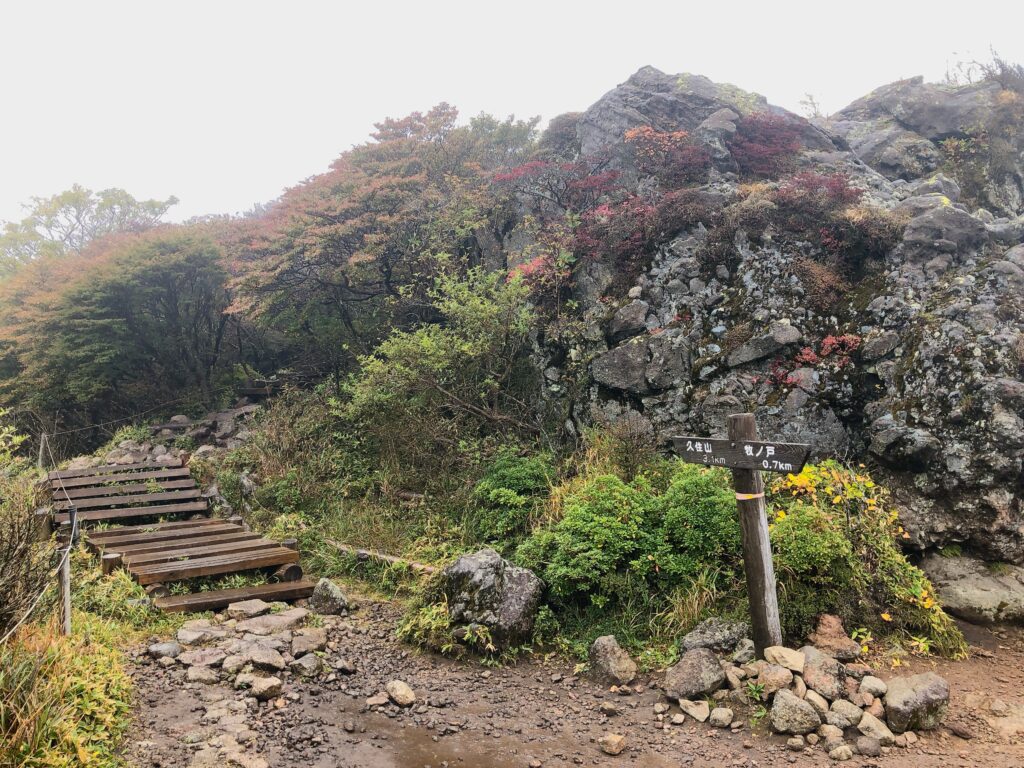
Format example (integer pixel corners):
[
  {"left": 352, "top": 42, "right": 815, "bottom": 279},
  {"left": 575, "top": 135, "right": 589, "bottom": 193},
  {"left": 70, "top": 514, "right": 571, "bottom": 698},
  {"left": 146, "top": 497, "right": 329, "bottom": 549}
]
[{"left": 672, "top": 413, "right": 811, "bottom": 656}]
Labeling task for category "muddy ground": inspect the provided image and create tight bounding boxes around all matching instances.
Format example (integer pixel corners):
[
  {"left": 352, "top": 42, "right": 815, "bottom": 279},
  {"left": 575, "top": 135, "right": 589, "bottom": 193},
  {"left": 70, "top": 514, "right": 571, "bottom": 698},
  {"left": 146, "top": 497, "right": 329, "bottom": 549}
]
[{"left": 123, "top": 600, "right": 1024, "bottom": 768}]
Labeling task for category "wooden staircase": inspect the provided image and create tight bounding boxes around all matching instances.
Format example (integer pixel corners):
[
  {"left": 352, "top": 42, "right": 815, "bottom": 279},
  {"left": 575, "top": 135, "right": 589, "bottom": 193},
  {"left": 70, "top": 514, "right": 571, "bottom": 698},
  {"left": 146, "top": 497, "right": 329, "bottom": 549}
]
[{"left": 47, "top": 459, "right": 314, "bottom": 612}]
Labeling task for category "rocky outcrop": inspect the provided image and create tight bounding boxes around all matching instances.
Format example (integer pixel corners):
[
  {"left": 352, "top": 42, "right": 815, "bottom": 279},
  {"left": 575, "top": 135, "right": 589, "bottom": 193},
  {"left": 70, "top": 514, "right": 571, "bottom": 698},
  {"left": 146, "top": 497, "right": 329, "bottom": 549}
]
[
  {"left": 578, "top": 66, "right": 835, "bottom": 171},
  {"left": 440, "top": 548, "right": 543, "bottom": 648},
  {"left": 548, "top": 67, "right": 1024, "bottom": 569},
  {"left": 826, "top": 76, "right": 1024, "bottom": 216}
]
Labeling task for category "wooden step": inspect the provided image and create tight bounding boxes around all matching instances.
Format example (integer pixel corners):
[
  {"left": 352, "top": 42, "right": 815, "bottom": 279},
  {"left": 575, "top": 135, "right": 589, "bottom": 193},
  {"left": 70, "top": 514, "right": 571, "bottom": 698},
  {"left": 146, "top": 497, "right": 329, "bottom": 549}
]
[
  {"left": 54, "top": 501, "right": 208, "bottom": 524},
  {"left": 54, "top": 488, "right": 202, "bottom": 510},
  {"left": 122, "top": 539, "right": 282, "bottom": 567},
  {"left": 85, "top": 518, "right": 219, "bottom": 543},
  {"left": 48, "top": 459, "right": 182, "bottom": 480},
  {"left": 103, "top": 531, "right": 261, "bottom": 557},
  {"left": 55, "top": 467, "right": 192, "bottom": 490},
  {"left": 130, "top": 547, "right": 300, "bottom": 585},
  {"left": 153, "top": 581, "right": 316, "bottom": 613},
  {"left": 88, "top": 522, "right": 240, "bottom": 550},
  {"left": 54, "top": 478, "right": 196, "bottom": 501}
]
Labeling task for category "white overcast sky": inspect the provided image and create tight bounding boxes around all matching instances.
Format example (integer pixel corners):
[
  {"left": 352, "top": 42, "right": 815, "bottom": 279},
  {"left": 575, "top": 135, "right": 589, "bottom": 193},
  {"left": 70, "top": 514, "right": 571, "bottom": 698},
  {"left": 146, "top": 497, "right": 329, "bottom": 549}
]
[{"left": 1, "top": 0, "right": 1021, "bottom": 224}]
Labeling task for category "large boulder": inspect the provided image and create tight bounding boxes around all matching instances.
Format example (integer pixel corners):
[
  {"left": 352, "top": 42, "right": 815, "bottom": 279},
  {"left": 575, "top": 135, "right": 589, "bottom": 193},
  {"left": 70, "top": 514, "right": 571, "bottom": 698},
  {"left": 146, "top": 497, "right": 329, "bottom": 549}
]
[
  {"left": 884, "top": 672, "right": 950, "bottom": 732},
  {"left": 441, "top": 549, "right": 542, "bottom": 648},
  {"left": 591, "top": 340, "right": 650, "bottom": 394},
  {"left": 589, "top": 635, "right": 637, "bottom": 686},
  {"left": 662, "top": 648, "right": 725, "bottom": 701},
  {"left": 726, "top": 321, "right": 802, "bottom": 367},
  {"left": 921, "top": 553, "right": 1024, "bottom": 624}
]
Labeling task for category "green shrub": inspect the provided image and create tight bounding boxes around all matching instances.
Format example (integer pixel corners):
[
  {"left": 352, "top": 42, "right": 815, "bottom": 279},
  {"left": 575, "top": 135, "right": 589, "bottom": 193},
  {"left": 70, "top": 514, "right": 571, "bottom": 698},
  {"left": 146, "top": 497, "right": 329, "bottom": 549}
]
[
  {"left": 770, "top": 502, "right": 860, "bottom": 638},
  {"left": 0, "top": 622, "right": 132, "bottom": 768},
  {"left": 516, "top": 474, "right": 651, "bottom": 604},
  {"left": 653, "top": 464, "right": 741, "bottom": 583},
  {"left": 771, "top": 461, "right": 966, "bottom": 657},
  {"left": 471, "top": 449, "right": 553, "bottom": 543}
]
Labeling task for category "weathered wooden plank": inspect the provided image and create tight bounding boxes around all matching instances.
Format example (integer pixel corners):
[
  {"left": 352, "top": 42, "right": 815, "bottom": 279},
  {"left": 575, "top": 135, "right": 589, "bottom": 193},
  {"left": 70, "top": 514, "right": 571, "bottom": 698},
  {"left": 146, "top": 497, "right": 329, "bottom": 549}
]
[
  {"left": 88, "top": 522, "right": 240, "bottom": 549},
  {"left": 54, "top": 467, "right": 191, "bottom": 490},
  {"left": 85, "top": 518, "right": 219, "bottom": 542},
  {"left": 153, "top": 581, "right": 315, "bottom": 613},
  {"left": 671, "top": 436, "right": 811, "bottom": 473},
  {"left": 53, "top": 488, "right": 202, "bottom": 511},
  {"left": 123, "top": 539, "right": 281, "bottom": 567},
  {"left": 54, "top": 478, "right": 196, "bottom": 500},
  {"left": 53, "top": 501, "right": 209, "bottom": 524},
  {"left": 48, "top": 459, "right": 181, "bottom": 480},
  {"left": 131, "top": 548, "right": 300, "bottom": 585},
  {"left": 102, "top": 531, "right": 260, "bottom": 557}
]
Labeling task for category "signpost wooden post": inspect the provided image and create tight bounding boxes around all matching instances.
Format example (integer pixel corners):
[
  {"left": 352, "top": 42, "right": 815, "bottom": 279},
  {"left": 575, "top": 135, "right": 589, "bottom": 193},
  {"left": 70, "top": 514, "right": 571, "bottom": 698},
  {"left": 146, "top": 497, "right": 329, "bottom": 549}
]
[{"left": 672, "top": 413, "right": 811, "bottom": 657}]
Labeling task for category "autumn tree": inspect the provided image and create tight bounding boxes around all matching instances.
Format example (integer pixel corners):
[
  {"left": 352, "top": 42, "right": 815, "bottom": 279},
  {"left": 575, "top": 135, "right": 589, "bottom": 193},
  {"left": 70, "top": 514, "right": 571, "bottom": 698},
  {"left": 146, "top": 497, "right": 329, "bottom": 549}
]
[
  {"left": 228, "top": 105, "right": 539, "bottom": 384},
  {"left": 0, "top": 229, "right": 237, "bottom": 438}
]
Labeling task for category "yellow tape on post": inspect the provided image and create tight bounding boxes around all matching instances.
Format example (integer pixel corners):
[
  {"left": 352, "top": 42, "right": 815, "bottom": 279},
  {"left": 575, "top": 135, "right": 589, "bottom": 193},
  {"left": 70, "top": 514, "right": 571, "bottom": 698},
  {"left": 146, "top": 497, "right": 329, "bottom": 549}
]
[{"left": 735, "top": 492, "right": 765, "bottom": 501}]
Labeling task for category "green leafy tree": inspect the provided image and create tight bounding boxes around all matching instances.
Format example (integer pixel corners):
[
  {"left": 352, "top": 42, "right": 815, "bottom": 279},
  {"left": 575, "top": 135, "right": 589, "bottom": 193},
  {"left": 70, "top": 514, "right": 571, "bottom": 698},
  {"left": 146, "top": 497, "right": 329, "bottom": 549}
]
[
  {"left": 336, "top": 268, "right": 540, "bottom": 490},
  {"left": 0, "top": 184, "right": 178, "bottom": 273}
]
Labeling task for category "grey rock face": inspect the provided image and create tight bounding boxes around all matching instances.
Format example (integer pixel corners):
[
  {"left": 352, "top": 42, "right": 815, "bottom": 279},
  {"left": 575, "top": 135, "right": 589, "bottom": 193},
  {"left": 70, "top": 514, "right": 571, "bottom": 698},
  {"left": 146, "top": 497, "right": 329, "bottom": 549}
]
[
  {"left": 662, "top": 648, "right": 725, "bottom": 701},
  {"left": 528, "top": 66, "right": 1024, "bottom": 578},
  {"left": 608, "top": 300, "right": 650, "bottom": 343},
  {"left": 770, "top": 689, "right": 822, "bottom": 735},
  {"left": 591, "top": 341, "right": 650, "bottom": 394},
  {"left": 589, "top": 635, "right": 638, "bottom": 686},
  {"left": 921, "top": 553, "right": 1024, "bottom": 623},
  {"left": 680, "top": 617, "right": 750, "bottom": 652},
  {"left": 828, "top": 76, "right": 1023, "bottom": 216},
  {"left": 441, "top": 548, "right": 542, "bottom": 648},
  {"left": 884, "top": 672, "right": 949, "bottom": 732}
]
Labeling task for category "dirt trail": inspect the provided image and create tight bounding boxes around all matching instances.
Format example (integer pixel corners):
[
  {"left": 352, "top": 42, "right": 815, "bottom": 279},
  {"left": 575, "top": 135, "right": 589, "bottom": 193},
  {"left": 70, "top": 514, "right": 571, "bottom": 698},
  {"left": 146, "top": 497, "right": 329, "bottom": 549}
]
[{"left": 123, "top": 601, "right": 1024, "bottom": 768}]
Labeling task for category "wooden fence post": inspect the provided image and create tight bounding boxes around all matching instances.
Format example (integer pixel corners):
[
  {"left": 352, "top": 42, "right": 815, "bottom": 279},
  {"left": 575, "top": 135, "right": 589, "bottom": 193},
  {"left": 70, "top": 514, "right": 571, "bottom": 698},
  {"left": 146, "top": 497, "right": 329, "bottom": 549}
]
[
  {"left": 60, "top": 506, "right": 77, "bottom": 636},
  {"left": 727, "top": 413, "right": 783, "bottom": 655}
]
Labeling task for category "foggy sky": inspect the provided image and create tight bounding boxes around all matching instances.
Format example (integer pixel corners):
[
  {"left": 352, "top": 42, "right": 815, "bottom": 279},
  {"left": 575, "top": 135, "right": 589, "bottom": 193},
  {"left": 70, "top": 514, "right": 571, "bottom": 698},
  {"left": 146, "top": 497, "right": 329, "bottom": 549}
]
[{"left": 2, "top": 0, "right": 1021, "bottom": 224}]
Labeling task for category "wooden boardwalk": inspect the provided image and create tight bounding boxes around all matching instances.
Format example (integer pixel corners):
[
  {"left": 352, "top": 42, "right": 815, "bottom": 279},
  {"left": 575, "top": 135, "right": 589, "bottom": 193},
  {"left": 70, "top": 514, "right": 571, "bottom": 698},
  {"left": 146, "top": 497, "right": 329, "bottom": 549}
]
[{"left": 47, "top": 459, "right": 313, "bottom": 612}]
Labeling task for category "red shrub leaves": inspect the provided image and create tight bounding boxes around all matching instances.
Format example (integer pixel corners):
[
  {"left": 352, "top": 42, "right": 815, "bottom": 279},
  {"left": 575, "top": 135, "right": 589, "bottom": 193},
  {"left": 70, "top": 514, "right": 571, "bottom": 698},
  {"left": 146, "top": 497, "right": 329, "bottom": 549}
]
[
  {"left": 726, "top": 112, "right": 804, "bottom": 178},
  {"left": 624, "top": 126, "right": 712, "bottom": 186},
  {"left": 776, "top": 172, "right": 864, "bottom": 209},
  {"left": 493, "top": 158, "right": 621, "bottom": 212},
  {"left": 575, "top": 196, "right": 655, "bottom": 277}
]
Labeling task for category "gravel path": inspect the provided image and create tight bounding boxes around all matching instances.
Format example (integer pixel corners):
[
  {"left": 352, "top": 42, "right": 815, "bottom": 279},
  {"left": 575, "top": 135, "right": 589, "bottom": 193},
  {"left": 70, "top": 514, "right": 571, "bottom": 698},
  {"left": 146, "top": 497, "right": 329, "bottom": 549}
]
[{"left": 122, "top": 600, "right": 1024, "bottom": 768}]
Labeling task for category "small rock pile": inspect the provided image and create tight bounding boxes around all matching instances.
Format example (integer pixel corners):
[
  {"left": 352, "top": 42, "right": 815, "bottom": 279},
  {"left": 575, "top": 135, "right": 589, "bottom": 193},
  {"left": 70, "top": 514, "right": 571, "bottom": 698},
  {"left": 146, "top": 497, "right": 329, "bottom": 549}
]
[
  {"left": 655, "top": 615, "right": 949, "bottom": 761},
  {"left": 152, "top": 405, "right": 260, "bottom": 455},
  {"left": 64, "top": 438, "right": 188, "bottom": 470}
]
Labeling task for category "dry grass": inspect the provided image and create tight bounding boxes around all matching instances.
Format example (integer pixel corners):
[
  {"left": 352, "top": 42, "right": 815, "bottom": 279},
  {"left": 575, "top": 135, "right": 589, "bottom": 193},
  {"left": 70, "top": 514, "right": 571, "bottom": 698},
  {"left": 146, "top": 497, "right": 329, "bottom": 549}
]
[{"left": 0, "top": 475, "right": 54, "bottom": 637}]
